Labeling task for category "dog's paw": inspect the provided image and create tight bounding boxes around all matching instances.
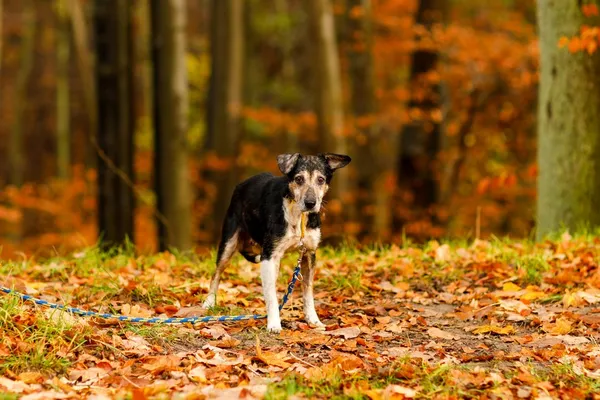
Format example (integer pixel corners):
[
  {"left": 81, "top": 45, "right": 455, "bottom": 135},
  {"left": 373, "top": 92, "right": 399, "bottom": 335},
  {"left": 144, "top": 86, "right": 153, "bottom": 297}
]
[
  {"left": 266, "top": 324, "right": 282, "bottom": 333},
  {"left": 306, "top": 317, "right": 326, "bottom": 330},
  {"left": 202, "top": 296, "right": 216, "bottom": 309}
]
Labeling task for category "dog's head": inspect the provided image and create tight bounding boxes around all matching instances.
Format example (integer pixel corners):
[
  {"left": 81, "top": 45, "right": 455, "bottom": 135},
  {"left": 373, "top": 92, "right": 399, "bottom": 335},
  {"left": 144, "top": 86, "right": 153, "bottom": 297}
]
[{"left": 277, "top": 153, "right": 351, "bottom": 212}]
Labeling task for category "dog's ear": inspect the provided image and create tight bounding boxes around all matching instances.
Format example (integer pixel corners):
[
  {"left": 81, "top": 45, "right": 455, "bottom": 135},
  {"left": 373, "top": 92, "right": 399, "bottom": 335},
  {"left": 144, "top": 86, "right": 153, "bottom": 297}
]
[
  {"left": 277, "top": 153, "right": 301, "bottom": 175},
  {"left": 320, "top": 153, "right": 351, "bottom": 171}
]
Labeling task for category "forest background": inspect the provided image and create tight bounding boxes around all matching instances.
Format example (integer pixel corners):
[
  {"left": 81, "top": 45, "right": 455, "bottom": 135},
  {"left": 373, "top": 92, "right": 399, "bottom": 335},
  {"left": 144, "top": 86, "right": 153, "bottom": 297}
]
[{"left": 0, "top": 0, "right": 550, "bottom": 257}]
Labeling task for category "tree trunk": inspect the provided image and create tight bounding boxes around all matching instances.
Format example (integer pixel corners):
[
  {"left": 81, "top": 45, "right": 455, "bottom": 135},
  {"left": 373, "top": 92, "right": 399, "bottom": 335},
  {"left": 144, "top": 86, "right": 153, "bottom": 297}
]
[
  {"left": 9, "top": 0, "right": 36, "bottom": 187},
  {"left": 151, "top": 0, "right": 193, "bottom": 251},
  {"left": 346, "top": 0, "right": 397, "bottom": 241},
  {"left": 69, "top": 0, "right": 97, "bottom": 169},
  {"left": 94, "top": 0, "right": 135, "bottom": 248},
  {"left": 56, "top": 0, "right": 71, "bottom": 180},
  {"left": 204, "top": 0, "right": 244, "bottom": 243},
  {"left": 397, "top": 0, "right": 446, "bottom": 218},
  {"left": 307, "top": 0, "right": 349, "bottom": 225},
  {"left": 0, "top": 0, "right": 3, "bottom": 86},
  {"left": 536, "top": 0, "right": 600, "bottom": 238}
]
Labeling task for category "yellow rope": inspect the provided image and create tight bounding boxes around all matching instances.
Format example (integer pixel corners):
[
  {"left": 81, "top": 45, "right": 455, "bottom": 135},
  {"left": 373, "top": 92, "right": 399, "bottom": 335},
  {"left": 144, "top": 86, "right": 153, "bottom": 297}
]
[{"left": 301, "top": 212, "right": 306, "bottom": 239}]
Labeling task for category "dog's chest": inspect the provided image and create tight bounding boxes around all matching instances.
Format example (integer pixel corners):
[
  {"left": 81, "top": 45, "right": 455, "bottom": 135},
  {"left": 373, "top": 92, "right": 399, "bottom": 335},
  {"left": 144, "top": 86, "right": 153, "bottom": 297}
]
[
  {"left": 280, "top": 222, "right": 320, "bottom": 251},
  {"left": 275, "top": 207, "right": 321, "bottom": 257}
]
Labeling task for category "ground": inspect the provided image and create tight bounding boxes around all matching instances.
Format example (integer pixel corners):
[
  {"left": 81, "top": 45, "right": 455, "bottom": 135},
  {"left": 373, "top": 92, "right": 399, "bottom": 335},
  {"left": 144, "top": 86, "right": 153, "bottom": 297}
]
[{"left": 1, "top": 233, "right": 600, "bottom": 399}]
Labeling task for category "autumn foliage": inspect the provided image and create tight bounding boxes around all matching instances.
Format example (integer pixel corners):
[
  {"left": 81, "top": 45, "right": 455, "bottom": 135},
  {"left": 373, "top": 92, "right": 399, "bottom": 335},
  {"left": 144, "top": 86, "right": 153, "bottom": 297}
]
[{"left": 0, "top": 0, "right": 542, "bottom": 257}]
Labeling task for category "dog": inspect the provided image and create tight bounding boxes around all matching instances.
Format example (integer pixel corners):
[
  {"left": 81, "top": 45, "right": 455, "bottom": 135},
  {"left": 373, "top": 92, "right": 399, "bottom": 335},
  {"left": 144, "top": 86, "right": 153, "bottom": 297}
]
[{"left": 202, "top": 152, "right": 351, "bottom": 332}]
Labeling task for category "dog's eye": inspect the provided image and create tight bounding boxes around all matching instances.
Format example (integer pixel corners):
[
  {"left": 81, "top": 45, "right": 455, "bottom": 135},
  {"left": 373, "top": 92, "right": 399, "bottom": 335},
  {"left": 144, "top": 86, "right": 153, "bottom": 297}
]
[
  {"left": 317, "top": 176, "right": 325, "bottom": 185},
  {"left": 294, "top": 176, "right": 304, "bottom": 185}
]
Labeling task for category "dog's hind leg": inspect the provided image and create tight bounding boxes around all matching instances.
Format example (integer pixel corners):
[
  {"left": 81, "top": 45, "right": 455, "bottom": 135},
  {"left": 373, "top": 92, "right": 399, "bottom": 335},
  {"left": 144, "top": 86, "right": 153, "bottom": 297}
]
[
  {"left": 301, "top": 251, "right": 325, "bottom": 329},
  {"left": 202, "top": 213, "right": 239, "bottom": 309}
]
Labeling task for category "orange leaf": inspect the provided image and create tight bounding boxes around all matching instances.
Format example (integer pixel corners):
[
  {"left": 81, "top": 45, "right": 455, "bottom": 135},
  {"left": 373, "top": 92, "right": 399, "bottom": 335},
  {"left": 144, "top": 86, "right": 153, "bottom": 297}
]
[
  {"left": 473, "top": 325, "right": 516, "bottom": 335},
  {"left": 583, "top": 4, "right": 599, "bottom": 17}
]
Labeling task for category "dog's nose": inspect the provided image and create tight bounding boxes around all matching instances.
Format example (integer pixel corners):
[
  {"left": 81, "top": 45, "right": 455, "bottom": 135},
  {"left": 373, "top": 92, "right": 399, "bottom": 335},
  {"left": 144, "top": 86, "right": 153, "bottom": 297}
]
[{"left": 305, "top": 200, "right": 316, "bottom": 210}]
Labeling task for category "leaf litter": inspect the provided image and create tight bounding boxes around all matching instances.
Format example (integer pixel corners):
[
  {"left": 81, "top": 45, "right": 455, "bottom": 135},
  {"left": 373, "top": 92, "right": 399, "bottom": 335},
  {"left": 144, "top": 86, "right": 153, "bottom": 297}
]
[{"left": 1, "top": 236, "right": 600, "bottom": 398}]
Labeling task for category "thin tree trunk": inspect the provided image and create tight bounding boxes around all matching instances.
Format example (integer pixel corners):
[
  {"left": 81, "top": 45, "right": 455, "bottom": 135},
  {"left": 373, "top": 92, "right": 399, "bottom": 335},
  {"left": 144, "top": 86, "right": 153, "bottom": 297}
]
[
  {"left": 347, "top": 0, "right": 396, "bottom": 241},
  {"left": 536, "top": 0, "right": 600, "bottom": 238},
  {"left": 94, "top": 0, "right": 135, "bottom": 247},
  {"left": 151, "top": 0, "right": 192, "bottom": 251},
  {"left": 68, "top": 0, "right": 96, "bottom": 169},
  {"left": 204, "top": 0, "right": 244, "bottom": 243},
  {"left": 307, "top": 0, "right": 349, "bottom": 223},
  {"left": 397, "top": 0, "right": 447, "bottom": 218},
  {"left": 0, "top": 0, "right": 3, "bottom": 86},
  {"left": 9, "top": 0, "right": 36, "bottom": 187},
  {"left": 56, "top": 0, "right": 71, "bottom": 180}
]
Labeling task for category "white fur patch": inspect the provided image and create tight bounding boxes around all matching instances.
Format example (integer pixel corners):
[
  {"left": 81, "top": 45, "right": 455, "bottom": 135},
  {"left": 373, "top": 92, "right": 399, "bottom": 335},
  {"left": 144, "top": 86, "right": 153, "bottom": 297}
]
[
  {"left": 261, "top": 258, "right": 282, "bottom": 332},
  {"left": 303, "top": 282, "right": 323, "bottom": 327}
]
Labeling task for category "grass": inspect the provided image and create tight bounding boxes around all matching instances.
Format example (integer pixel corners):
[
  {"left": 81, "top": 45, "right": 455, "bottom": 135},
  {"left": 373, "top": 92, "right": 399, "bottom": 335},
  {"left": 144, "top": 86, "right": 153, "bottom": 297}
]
[
  {"left": 0, "top": 296, "right": 91, "bottom": 374},
  {"left": 1, "top": 231, "right": 599, "bottom": 398},
  {"left": 264, "top": 360, "right": 492, "bottom": 399}
]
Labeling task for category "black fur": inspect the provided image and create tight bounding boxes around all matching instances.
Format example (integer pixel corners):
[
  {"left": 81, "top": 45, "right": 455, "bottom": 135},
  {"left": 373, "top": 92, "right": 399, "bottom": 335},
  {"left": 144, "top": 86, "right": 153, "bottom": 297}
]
[{"left": 217, "top": 172, "right": 313, "bottom": 261}]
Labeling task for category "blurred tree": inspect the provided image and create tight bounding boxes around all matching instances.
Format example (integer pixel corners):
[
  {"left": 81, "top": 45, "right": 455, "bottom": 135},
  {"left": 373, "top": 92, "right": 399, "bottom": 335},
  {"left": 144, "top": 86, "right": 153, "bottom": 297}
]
[
  {"left": 397, "top": 0, "right": 447, "bottom": 217},
  {"left": 0, "top": 0, "right": 3, "bottom": 85},
  {"left": 69, "top": 0, "right": 96, "bottom": 150},
  {"left": 94, "top": 0, "right": 135, "bottom": 247},
  {"left": 56, "top": 0, "right": 71, "bottom": 180},
  {"left": 536, "top": 0, "right": 600, "bottom": 238},
  {"left": 151, "top": 0, "right": 192, "bottom": 251},
  {"left": 204, "top": 0, "right": 244, "bottom": 242},
  {"left": 307, "top": 0, "right": 350, "bottom": 224},
  {"left": 346, "top": 0, "right": 396, "bottom": 240},
  {"left": 9, "top": 0, "right": 36, "bottom": 187}
]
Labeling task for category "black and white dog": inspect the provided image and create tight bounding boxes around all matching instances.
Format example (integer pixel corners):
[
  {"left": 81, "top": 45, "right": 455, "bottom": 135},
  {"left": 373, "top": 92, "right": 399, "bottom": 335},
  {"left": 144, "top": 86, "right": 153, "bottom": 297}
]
[{"left": 202, "top": 153, "right": 351, "bottom": 332}]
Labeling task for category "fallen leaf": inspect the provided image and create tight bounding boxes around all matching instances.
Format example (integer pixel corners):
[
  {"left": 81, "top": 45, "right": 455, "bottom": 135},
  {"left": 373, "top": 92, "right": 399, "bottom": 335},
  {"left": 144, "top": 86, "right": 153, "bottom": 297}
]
[
  {"left": 188, "top": 365, "right": 207, "bottom": 382},
  {"left": 503, "top": 282, "right": 522, "bottom": 292},
  {"left": 0, "top": 377, "right": 31, "bottom": 393},
  {"left": 210, "top": 338, "right": 241, "bottom": 348},
  {"left": 201, "top": 325, "right": 229, "bottom": 340},
  {"left": 427, "top": 327, "right": 459, "bottom": 340},
  {"left": 580, "top": 314, "right": 600, "bottom": 325},
  {"left": 472, "top": 325, "right": 515, "bottom": 335},
  {"left": 174, "top": 306, "right": 208, "bottom": 317},
  {"left": 141, "top": 355, "right": 182, "bottom": 375},
  {"left": 383, "top": 384, "right": 417, "bottom": 398},
  {"left": 323, "top": 326, "right": 361, "bottom": 339},
  {"left": 517, "top": 386, "right": 532, "bottom": 398},
  {"left": 547, "top": 317, "right": 572, "bottom": 335},
  {"left": 435, "top": 244, "right": 451, "bottom": 262},
  {"left": 521, "top": 290, "right": 546, "bottom": 301},
  {"left": 254, "top": 336, "right": 291, "bottom": 369},
  {"left": 17, "top": 372, "right": 44, "bottom": 384},
  {"left": 20, "top": 391, "right": 70, "bottom": 400}
]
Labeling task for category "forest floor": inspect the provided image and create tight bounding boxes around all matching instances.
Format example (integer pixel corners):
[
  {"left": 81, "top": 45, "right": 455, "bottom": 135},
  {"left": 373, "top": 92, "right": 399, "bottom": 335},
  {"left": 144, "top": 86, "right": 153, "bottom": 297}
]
[{"left": 1, "top": 234, "right": 600, "bottom": 399}]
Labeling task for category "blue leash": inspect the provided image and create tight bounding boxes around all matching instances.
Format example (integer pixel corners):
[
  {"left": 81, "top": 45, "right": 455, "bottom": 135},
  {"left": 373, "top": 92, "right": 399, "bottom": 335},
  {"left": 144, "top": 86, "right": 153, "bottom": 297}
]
[{"left": 0, "top": 249, "right": 304, "bottom": 325}]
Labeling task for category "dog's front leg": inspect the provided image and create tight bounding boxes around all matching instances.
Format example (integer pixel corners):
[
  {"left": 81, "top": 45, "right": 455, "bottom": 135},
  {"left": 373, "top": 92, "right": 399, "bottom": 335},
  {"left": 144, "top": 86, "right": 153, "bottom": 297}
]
[
  {"left": 301, "top": 252, "right": 325, "bottom": 329},
  {"left": 260, "top": 257, "right": 282, "bottom": 332}
]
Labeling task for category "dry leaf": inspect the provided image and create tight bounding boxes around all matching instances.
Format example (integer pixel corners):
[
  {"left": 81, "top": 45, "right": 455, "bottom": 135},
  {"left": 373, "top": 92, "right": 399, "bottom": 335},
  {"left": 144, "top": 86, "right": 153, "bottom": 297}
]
[
  {"left": 547, "top": 317, "right": 572, "bottom": 335},
  {"left": 188, "top": 365, "right": 207, "bottom": 382},
  {"left": 0, "top": 377, "right": 31, "bottom": 393},
  {"left": 254, "top": 336, "right": 291, "bottom": 369},
  {"left": 383, "top": 384, "right": 417, "bottom": 398},
  {"left": 323, "top": 326, "right": 361, "bottom": 339},
  {"left": 427, "top": 327, "right": 459, "bottom": 340},
  {"left": 472, "top": 325, "right": 515, "bottom": 335}
]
